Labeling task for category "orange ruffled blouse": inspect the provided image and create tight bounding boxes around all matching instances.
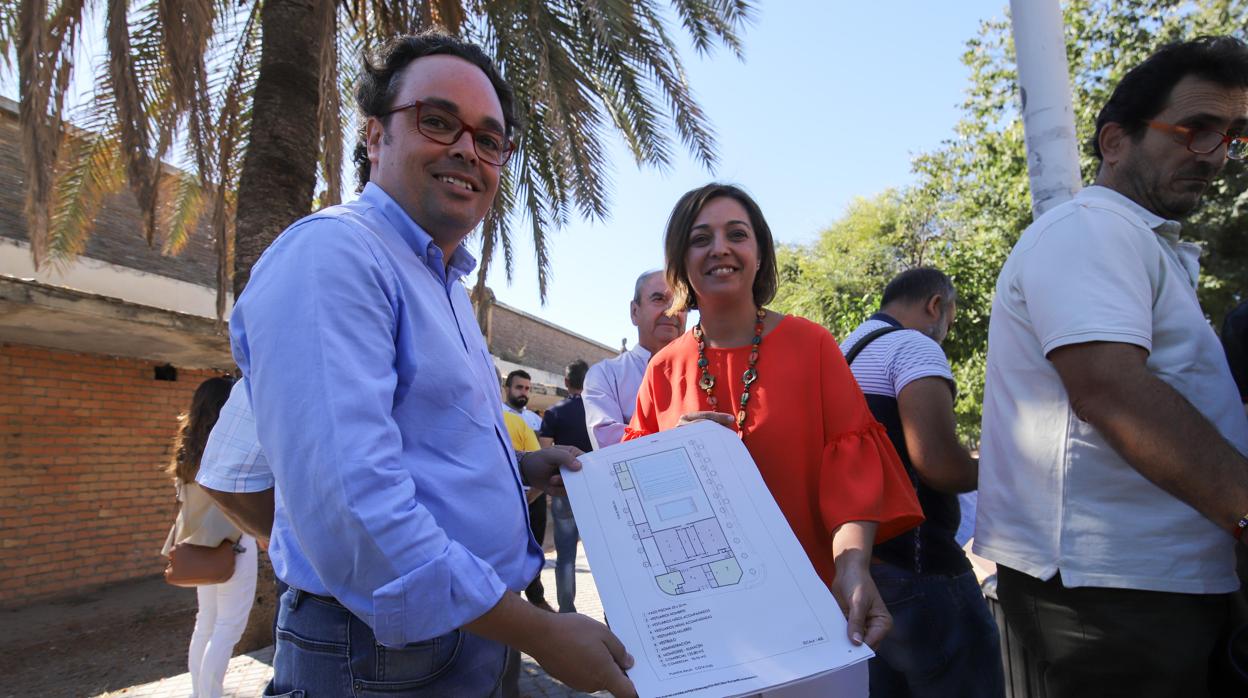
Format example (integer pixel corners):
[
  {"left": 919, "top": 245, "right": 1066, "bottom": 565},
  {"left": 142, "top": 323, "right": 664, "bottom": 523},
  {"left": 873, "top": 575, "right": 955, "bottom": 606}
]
[{"left": 625, "top": 315, "right": 923, "bottom": 589}]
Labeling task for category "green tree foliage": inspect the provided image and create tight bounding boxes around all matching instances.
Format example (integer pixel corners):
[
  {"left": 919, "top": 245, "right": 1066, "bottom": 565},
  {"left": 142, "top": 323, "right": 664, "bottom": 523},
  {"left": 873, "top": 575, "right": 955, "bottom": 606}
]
[
  {"left": 775, "top": 188, "right": 936, "bottom": 339},
  {"left": 773, "top": 0, "right": 1248, "bottom": 442}
]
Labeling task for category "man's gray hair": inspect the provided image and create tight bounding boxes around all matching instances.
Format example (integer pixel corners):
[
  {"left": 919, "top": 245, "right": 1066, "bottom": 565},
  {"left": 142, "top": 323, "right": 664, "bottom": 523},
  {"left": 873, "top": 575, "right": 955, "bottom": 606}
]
[{"left": 632, "top": 269, "right": 664, "bottom": 305}]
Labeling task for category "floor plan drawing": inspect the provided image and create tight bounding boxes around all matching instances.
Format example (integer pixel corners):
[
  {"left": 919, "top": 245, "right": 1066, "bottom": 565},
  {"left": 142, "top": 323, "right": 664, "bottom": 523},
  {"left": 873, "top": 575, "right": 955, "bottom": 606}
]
[
  {"left": 613, "top": 443, "right": 760, "bottom": 595},
  {"left": 566, "top": 422, "right": 870, "bottom": 698}
]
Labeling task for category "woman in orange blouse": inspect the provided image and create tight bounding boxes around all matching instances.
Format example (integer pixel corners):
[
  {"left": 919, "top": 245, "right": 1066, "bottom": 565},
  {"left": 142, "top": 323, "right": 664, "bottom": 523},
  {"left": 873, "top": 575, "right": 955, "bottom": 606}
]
[{"left": 626, "top": 183, "right": 922, "bottom": 649}]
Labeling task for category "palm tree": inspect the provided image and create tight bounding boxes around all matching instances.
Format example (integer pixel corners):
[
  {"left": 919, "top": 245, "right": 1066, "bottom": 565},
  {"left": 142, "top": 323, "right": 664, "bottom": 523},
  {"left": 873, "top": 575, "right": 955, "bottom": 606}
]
[
  {"left": 5, "top": 0, "right": 751, "bottom": 650},
  {"left": 5, "top": 0, "right": 753, "bottom": 314}
]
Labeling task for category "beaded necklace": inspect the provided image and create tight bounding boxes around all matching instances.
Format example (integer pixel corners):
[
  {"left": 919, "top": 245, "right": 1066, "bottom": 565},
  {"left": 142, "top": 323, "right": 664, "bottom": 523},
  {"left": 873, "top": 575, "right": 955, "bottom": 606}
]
[{"left": 693, "top": 307, "right": 766, "bottom": 436}]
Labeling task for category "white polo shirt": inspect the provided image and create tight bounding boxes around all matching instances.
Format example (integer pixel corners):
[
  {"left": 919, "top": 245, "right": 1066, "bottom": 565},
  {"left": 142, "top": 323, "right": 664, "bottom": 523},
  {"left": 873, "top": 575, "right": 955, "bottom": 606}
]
[{"left": 975, "top": 185, "right": 1248, "bottom": 594}]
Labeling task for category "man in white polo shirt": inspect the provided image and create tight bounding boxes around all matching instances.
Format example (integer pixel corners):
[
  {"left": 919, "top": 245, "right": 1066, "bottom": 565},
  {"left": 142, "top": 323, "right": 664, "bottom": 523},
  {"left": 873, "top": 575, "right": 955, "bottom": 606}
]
[{"left": 976, "top": 36, "right": 1248, "bottom": 696}]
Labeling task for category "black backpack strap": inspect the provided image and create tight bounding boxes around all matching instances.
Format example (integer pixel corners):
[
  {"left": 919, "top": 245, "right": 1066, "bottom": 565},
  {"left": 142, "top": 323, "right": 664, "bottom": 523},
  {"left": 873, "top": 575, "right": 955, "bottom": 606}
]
[
  {"left": 845, "top": 323, "right": 921, "bottom": 573},
  {"left": 844, "top": 326, "right": 902, "bottom": 365}
]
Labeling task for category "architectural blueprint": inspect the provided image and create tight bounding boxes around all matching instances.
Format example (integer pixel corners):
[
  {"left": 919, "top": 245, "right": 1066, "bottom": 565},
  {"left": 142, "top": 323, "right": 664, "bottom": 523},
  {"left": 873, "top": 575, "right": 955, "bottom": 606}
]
[
  {"left": 613, "top": 445, "right": 759, "bottom": 597},
  {"left": 565, "top": 421, "right": 871, "bottom": 698}
]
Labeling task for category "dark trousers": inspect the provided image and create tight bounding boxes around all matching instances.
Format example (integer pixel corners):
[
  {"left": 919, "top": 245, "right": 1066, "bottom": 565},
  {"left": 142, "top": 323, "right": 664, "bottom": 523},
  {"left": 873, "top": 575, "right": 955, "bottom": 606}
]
[
  {"left": 996, "top": 565, "right": 1228, "bottom": 698},
  {"left": 1209, "top": 546, "right": 1248, "bottom": 697},
  {"left": 524, "top": 494, "right": 548, "bottom": 603},
  {"left": 869, "top": 562, "right": 1004, "bottom": 698}
]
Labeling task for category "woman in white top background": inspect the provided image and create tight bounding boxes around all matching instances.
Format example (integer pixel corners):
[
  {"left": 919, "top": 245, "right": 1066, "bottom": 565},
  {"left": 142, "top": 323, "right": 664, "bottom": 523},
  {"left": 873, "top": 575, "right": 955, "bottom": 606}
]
[{"left": 163, "top": 377, "right": 257, "bottom": 698}]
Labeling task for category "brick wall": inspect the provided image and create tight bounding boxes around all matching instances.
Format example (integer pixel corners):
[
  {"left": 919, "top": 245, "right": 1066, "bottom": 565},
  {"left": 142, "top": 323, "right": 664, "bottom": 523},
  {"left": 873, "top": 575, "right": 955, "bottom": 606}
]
[
  {"left": 489, "top": 303, "right": 617, "bottom": 376},
  {"left": 0, "top": 342, "right": 220, "bottom": 607}
]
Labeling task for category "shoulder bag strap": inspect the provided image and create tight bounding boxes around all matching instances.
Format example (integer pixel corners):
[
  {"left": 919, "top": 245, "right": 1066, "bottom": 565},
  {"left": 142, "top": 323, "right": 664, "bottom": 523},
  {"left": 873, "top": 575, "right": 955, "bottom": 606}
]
[{"left": 844, "top": 325, "right": 902, "bottom": 365}]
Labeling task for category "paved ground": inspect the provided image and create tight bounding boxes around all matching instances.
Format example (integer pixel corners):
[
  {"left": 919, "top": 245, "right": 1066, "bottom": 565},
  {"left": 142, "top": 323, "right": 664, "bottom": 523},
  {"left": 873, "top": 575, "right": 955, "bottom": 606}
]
[
  {"left": 1, "top": 575, "right": 200, "bottom": 697},
  {"left": 96, "top": 542, "right": 606, "bottom": 697}
]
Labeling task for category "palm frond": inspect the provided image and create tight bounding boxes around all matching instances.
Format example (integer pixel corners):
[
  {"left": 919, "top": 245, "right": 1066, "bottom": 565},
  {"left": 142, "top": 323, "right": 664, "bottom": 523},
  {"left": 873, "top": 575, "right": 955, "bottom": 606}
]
[
  {"left": 629, "top": 1, "right": 720, "bottom": 168},
  {"left": 514, "top": 137, "right": 558, "bottom": 296},
  {"left": 526, "top": 177, "right": 553, "bottom": 300},
  {"left": 10, "top": 0, "right": 753, "bottom": 308},
  {"left": 48, "top": 0, "right": 89, "bottom": 129},
  {"left": 668, "top": 0, "right": 750, "bottom": 58},
  {"left": 487, "top": 2, "right": 598, "bottom": 241},
  {"left": 41, "top": 12, "right": 129, "bottom": 267},
  {"left": 46, "top": 125, "right": 126, "bottom": 265},
  {"left": 0, "top": 0, "right": 20, "bottom": 71},
  {"left": 529, "top": 3, "right": 611, "bottom": 220},
  {"left": 106, "top": 0, "right": 162, "bottom": 244},
  {"left": 159, "top": 0, "right": 217, "bottom": 179},
  {"left": 157, "top": 0, "right": 214, "bottom": 108},
  {"left": 159, "top": 170, "right": 206, "bottom": 255},
  {"left": 431, "top": 0, "right": 463, "bottom": 33},
  {"left": 206, "top": 0, "right": 261, "bottom": 317},
  {"left": 367, "top": 0, "right": 419, "bottom": 39},
  {"left": 472, "top": 164, "right": 510, "bottom": 304}
]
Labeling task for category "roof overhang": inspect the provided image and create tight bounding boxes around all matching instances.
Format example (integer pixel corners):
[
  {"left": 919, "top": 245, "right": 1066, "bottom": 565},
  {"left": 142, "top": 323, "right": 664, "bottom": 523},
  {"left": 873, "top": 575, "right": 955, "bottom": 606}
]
[{"left": 0, "top": 275, "right": 233, "bottom": 369}]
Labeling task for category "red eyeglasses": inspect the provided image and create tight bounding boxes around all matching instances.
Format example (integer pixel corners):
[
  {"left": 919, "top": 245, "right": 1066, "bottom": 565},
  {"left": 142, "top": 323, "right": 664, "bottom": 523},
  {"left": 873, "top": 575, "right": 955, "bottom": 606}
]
[
  {"left": 1148, "top": 120, "right": 1248, "bottom": 160},
  {"left": 385, "top": 100, "right": 515, "bottom": 167}
]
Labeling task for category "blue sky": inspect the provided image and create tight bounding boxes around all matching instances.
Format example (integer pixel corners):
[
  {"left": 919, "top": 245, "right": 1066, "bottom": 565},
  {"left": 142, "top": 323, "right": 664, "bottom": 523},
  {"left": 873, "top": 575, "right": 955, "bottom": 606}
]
[{"left": 475, "top": 0, "right": 1011, "bottom": 349}]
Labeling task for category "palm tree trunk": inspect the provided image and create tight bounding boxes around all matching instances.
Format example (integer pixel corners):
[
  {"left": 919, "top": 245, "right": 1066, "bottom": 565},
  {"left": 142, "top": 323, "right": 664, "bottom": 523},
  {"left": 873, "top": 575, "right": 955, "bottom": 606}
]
[
  {"left": 232, "top": 0, "right": 333, "bottom": 298},
  {"left": 230, "top": 0, "right": 332, "bottom": 651}
]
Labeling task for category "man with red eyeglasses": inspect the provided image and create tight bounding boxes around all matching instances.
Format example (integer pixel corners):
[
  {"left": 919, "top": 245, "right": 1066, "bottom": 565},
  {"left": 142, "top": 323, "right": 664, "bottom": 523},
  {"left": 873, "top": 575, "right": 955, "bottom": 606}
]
[
  {"left": 229, "top": 31, "right": 636, "bottom": 697},
  {"left": 977, "top": 36, "right": 1248, "bottom": 697}
]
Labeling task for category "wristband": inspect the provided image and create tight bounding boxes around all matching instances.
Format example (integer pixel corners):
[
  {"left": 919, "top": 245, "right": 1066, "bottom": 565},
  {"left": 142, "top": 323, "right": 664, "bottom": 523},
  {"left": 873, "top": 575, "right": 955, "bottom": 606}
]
[{"left": 1237, "top": 513, "right": 1248, "bottom": 544}]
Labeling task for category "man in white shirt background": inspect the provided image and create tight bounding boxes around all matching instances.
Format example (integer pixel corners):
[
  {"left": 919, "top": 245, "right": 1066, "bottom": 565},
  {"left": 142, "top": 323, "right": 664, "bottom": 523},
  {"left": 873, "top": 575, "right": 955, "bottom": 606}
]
[
  {"left": 584, "top": 270, "right": 688, "bottom": 450},
  {"left": 976, "top": 36, "right": 1248, "bottom": 697}
]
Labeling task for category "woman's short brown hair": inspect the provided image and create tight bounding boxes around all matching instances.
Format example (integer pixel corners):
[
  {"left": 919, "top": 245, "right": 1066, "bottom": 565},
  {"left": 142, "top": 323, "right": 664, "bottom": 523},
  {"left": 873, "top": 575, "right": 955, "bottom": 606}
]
[{"left": 663, "top": 183, "right": 778, "bottom": 314}]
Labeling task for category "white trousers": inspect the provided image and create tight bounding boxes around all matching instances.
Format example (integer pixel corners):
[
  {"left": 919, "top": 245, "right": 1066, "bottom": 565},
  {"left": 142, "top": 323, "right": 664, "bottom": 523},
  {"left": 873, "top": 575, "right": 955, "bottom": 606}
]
[{"left": 187, "top": 534, "right": 258, "bottom": 698}]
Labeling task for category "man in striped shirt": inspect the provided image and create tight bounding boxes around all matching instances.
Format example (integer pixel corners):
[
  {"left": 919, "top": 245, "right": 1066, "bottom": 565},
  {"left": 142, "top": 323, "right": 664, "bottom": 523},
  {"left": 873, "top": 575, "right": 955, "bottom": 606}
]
[{"left": 841, "top": 268, "right": 1002, "bottom": 698}]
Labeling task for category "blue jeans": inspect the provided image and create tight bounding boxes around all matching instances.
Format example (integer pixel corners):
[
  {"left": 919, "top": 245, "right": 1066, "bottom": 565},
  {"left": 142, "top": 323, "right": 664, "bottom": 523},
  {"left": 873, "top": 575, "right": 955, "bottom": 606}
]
[
  {"left": 264, "top": 588, "right": 509, "bottom": 697},
  {"left": 868, "top": 562, "right": 1004, "bottom": 698},
  {"left": 550, "top": 495, "right": 579, "bottom": 613},
  {"left": 273, "top": 579, "right": 289, "bottom": 641}
]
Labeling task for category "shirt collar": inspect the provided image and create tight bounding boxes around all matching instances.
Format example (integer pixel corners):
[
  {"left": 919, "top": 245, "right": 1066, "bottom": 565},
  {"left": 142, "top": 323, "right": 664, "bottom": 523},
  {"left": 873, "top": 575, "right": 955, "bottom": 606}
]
[
  {"left": 629, "top": 343, "right": 653, "bottom": 363},
  {"left": 360, "top": 183, "right": 479, "bottom": 284},
  {"left": 868, "top": 312, "right": 904, "bottom": 329},
  {"left": 1080, "top": 185, "right": 1182, "bottom": 241}
]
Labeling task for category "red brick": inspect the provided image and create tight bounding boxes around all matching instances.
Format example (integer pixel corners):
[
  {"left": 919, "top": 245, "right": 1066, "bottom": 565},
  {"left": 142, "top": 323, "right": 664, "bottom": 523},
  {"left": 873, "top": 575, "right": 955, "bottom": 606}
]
[{"left": 0, "top": 343, "right": 217, "bottom": 606}]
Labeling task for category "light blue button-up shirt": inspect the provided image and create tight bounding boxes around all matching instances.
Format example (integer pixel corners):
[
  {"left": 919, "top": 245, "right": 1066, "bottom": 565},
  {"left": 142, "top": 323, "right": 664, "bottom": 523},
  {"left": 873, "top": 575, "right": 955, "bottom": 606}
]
[{"left": 230, "top": 183, "right": 542, "bottom": 646}]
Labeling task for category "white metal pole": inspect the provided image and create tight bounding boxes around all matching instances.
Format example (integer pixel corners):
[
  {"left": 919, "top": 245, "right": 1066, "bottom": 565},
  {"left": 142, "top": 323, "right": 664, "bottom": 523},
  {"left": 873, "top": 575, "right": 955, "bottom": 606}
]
[{"left": 1010, "top": 0, "right": 1082, "bottom": 216}]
